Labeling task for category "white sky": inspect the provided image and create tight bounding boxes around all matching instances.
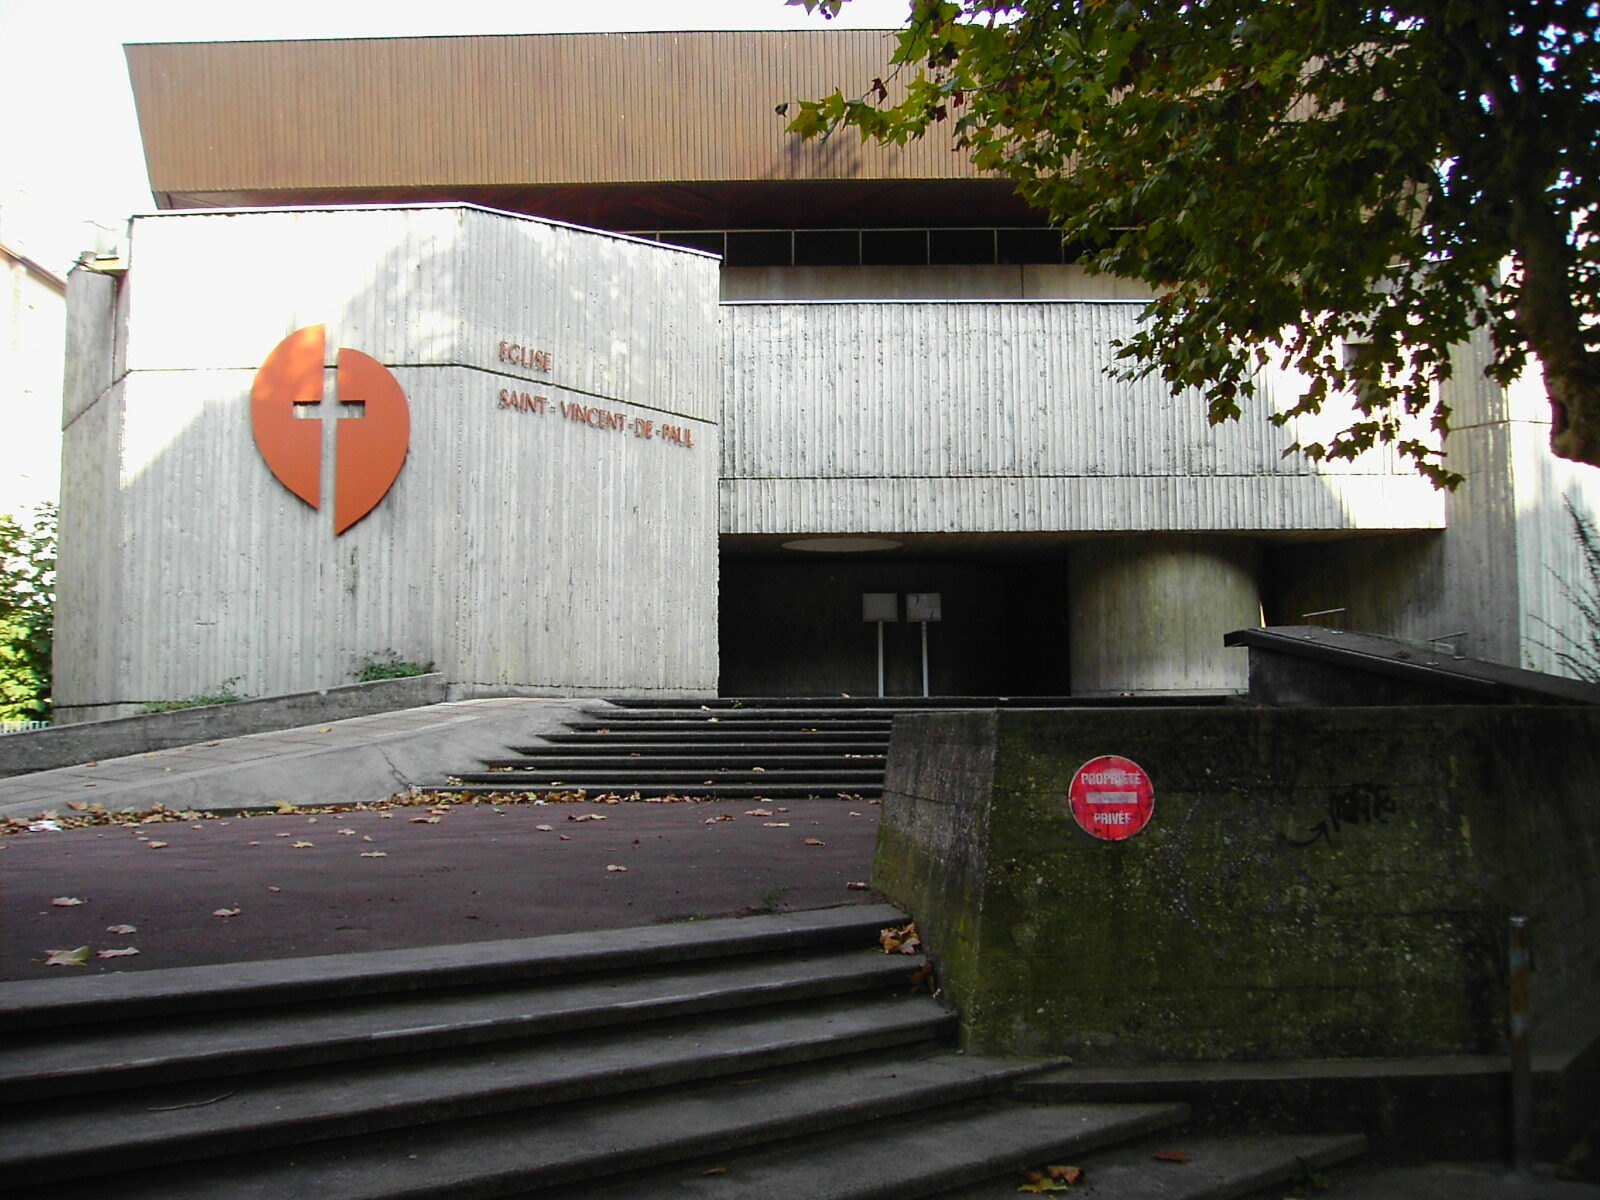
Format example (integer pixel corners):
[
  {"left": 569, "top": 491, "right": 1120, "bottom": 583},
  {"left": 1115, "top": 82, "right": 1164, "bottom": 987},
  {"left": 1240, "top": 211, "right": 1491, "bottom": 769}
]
[{"left": 0, "top": 0, "right": 912, "bottom": 273}]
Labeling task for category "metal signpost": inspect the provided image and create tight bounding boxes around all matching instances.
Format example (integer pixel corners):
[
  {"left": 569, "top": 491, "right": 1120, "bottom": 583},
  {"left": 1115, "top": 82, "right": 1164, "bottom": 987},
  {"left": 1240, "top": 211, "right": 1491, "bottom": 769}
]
[
  {"left": 906, "top": 593, "right": 942, "bottom": 697},
  {"left": 862, "top": 593, "right": 898, "bottom": 698}
]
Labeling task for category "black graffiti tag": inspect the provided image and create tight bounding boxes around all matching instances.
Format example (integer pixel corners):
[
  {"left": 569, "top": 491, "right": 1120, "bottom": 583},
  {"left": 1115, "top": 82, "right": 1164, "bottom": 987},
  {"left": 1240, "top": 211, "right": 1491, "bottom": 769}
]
[{"left": 1285, "top": 783, "right": 1399, "bottom": 847}]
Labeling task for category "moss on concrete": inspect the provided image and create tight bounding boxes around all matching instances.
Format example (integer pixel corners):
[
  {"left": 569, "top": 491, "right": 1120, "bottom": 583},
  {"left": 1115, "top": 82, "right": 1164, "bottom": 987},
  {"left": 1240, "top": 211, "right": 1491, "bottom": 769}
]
[{"left": 874, "top": 705, "right": 1600, "bottom": 1063}]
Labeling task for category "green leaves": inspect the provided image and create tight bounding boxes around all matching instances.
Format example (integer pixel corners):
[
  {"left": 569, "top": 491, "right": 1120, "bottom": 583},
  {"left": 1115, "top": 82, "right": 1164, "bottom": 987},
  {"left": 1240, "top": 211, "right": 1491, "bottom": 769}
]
[
  {"left": 785, "top": 0, "right": 1600, "bottom": 481},
  {"left": 0, "top": 502, "right": 55, "bottom": 721}
]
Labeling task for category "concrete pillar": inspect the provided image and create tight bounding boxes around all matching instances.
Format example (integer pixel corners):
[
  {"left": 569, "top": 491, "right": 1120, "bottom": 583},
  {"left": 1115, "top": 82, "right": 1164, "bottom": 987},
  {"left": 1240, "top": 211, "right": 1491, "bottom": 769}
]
[{"left": 1068, "top": 535, "right": 1260, "bottom": 694}]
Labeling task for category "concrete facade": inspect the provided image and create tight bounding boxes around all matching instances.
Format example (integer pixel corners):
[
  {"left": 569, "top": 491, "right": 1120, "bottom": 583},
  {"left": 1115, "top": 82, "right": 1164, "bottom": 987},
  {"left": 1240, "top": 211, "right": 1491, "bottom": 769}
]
[
  {"left": 56, "top": 206, "right": 719, "bottom": 721},
  {"left": 47, "top": 30, "right": 1600, "bottom": 709}
]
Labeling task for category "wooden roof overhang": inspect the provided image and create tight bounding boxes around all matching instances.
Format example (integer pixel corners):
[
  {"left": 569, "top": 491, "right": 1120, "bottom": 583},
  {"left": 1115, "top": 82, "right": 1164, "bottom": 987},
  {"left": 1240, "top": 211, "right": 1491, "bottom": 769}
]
[{"left": 127, "top": 30, "right": 1045, "bottom": 231}]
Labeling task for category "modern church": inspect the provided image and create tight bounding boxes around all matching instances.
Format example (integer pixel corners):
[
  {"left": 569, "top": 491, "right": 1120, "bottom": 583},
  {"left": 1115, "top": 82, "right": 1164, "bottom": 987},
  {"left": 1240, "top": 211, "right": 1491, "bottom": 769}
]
[{"left": 53, "top": 30, "right": 1598, "bottom": 721}]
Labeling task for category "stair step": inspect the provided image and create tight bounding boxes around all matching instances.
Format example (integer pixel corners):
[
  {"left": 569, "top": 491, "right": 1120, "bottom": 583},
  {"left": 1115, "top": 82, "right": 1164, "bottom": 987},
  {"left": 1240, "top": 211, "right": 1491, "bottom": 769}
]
[
  {"left": 0, "top": 904, "right": 906, "bottom": 1031},
  {"left": 0, "top": 993, "right": 955, "bottom": 1187},
  {"left": 451, "top": 769, "right": 883, "bottom": 784},
  {"left": 0, "top": 946, "right": 919, "bottom": 1103},
  {"left": 480, "top": 755, "right": 884, "bottom": 769},
  {"left": 562, "top": 720, "right": 893, "bottom": 733},
  {"left": 20, "top": 1053, "right": 1061, "bottom": 1200},
  {"left": 536, "top": 1099, "right": 1190, "bottom": 1200},
  {"left": 443, "top": 782, "right": 881, "bottom": 798},
  {"left": 927, "top": 1132, "right": 1369, "bottom": 1200},
  {"left": 515, "top": 737, "right": 888, "bottom": 752}
]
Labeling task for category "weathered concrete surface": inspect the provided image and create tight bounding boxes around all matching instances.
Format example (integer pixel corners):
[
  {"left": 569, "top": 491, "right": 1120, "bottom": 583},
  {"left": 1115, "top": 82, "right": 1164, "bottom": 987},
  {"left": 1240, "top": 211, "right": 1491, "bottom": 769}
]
[
  {"left": 874, "top": 706, "right": 1600, "bottom": 1066},
  {"left": 4, "top": 674, "right": 448, "bottom": 775},
  {"left": 0, "top": 697, "right": 585, "bottom": 819}
]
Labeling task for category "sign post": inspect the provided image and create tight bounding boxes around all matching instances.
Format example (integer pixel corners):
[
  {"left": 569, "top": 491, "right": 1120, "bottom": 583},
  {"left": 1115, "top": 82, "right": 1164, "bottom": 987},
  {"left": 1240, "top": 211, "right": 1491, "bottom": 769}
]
[
  {"left": 906, "top": 593, "right": 942, "bottom": 697},
  {"left": 1067, "top": 755, "right": 1155, "bottom": 840},
  {"left": 862, "top": 594, "right": 898, "bottom": 698}
]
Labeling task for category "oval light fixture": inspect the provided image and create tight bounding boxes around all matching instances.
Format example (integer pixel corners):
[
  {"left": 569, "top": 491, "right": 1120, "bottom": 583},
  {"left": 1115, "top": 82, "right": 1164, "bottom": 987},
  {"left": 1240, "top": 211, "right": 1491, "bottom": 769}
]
[{"left": 781, "top": 537, "right": 903, "bottom": 553}]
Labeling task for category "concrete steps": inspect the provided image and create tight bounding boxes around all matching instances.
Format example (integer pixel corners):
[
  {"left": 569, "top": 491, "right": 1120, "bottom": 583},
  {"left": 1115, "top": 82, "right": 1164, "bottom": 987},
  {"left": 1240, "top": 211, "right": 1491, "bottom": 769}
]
[
  {"left": 450, "top": 702, "right": 898, "bottom": 799},
  {"left": 0, "top": 904, "right": 1367, "bottom": 1200}
]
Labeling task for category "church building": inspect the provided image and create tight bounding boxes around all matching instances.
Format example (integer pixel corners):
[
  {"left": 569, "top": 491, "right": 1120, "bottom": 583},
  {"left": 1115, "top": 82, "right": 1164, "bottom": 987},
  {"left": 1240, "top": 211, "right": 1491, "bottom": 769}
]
[{"left": 51, "top": 30, "right": 1596, "bottom": 719}]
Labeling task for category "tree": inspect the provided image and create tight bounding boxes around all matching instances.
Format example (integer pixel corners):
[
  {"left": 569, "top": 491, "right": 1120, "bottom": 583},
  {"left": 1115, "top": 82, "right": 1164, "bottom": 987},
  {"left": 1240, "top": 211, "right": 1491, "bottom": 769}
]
[
  {"left": 784, "top": 1, "right": 1600, "bottom": 486},
  {"left": 0, "top": 503, "right": 56, "bottom": 721}
]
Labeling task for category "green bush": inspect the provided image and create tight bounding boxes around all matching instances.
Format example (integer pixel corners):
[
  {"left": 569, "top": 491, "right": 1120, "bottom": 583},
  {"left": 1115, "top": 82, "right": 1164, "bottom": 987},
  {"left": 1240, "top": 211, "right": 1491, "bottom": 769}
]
[
  {"left": 354, "top": 650, "right": 435, "bottom": 682},
  {"left": 140, "top": 677, "right": 248, "bottom": 713},
  {"left": 0, "top": 503, "right": 55, "bottom": 721}
]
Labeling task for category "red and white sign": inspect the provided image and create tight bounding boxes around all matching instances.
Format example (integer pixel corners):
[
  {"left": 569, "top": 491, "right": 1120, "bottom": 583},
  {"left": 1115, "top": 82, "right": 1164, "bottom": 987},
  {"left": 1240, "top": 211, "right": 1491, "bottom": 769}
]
[{"left": 1067, "top": 755, "right": 1154, "bottom": 840}]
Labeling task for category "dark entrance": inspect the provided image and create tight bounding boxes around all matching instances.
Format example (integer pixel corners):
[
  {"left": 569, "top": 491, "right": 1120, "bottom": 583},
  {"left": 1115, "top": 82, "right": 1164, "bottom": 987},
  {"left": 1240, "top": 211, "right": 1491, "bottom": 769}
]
[{"left": 718, "top": 555, "right": 1071, "bottom": 697}]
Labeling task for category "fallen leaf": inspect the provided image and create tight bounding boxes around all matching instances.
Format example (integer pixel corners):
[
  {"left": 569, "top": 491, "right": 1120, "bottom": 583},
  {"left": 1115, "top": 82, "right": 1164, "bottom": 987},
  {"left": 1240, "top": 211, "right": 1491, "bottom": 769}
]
[
  {"left": 1154, "top": 1149, "right": 1188, "bottom": 1163},
  {"left": 880, "top": 922, "right": 920, "bottom": 954},
  {"left": 44, "top": 946, "right": 90, "bottom": 966},
  {"left": 146, "top": 840, "right": 169, "bottom": 849},
  {"left": 705, "top": 814, "right": 734, "bottom": 823},
  {"left": 306, "top": 817, "right": 318, "bottom": 824},
  {"left": 846, "top": 881, "right": 869, "bottom": 890},
  {"left": 98, "top": 947, "right": 140, "bottom": 958},
  {"left": 1018, "top": 1169, "right": 1071, "bottom": 1193},
  {"left": 379, "top": 811, "right": 394, "bottom": 819},
  {"left": 275, "top": 832, "right": 290, "bottom": 838},
  {"left": 106, "top": 924, "right": 137, "bottom": 934},
  {"left": 319, "top": 727, "right": 332, "bottom": 733},
  {"left": 1047, "top": 1166, "right": 1085, "bottom": 1185},
  {"left": 428, "top": 806, "right": 450, "bottom": 815},
  {"left": 568, "top": 813, "right": 606, "bottom": 823},
  {"left": 745, "top": 808, "right": 772, "bottom": 816},
  {"left": 606, "top": 864, "right": 628, "bottom": 872},
  {"left": 51, "top": 896, "right": 86, "bottom": 907},
  {"left": 247, "top": 841, "right": 261, "bottom": 846},
  {"left": 803, "top": 838, "right": 826, "bottom": 846},
  {"left": 535, "top": 824, "right": 554, "bottom": 831},
  {"left": 763, "top": 822, "right": 791, "bottom": 828},
  {"left": 272, "top": 799, "right": 296, "bottom": 813},
  {"left": 212, "top": 907, "right": 241, "bottom": 918},
  {"left": 908, "top": 962, "right": 935, "bottom": 993},
  {"left": 361, "top": 835, "right": 374, "bottom": 842},
  {"left": 291, "top": 841, "right": 314, "bottom": 848},
  {"left": 360, "top": 851, "right": 388, "bottom": 858},
  {"left": 849, "top": 811, "right": 863, "bottom": 817},
  {"left": 409, "top": 816, "right": 440, "bottom": 824},
  {"left": 558, "top": 834, "right": 572, "bottom": 841},
  {"left": 67, "top": 801, "right": 88, "bottom": 811},
  {"left": 336, "top": 828, "right": 356, "bottom": 836},
  {"left": 267, "top": 886, "right": 281, "bottom": 893}
]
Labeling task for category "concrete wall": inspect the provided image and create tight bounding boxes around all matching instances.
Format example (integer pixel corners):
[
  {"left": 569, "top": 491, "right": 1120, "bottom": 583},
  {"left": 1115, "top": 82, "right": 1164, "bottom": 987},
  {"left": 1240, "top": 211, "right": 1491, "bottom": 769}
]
[
  {"left": 876, "top": 706, "right": 1600, "bottom": 1063},
  {"left": 54, "top": 205, "right": 720, "bottom": 720},
  {"left": 720, "top": 302, "right": 1445, "bottom": 537},
  {"left": 0, "top": 673, "right": 447, "bottom": 777}
]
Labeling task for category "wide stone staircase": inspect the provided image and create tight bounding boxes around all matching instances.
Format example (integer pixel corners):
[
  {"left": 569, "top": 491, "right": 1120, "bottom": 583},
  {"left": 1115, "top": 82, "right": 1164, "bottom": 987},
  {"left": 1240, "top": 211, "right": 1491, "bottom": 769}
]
[
  {"left": 447, "top": 700, "right": 899, "bottom": 800},
  {"left": 441, "top": 695, "right": 1189, "bottom": 801},
  {"left": 0, "top": 904, "right": 1364, "bottom": 1200}
]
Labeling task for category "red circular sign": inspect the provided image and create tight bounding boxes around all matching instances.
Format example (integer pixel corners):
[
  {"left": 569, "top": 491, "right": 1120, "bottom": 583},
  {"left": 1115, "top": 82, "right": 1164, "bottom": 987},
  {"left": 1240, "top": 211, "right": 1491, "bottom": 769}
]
[{"left": 1068, "top": 756, "right": 1154, "bottom": 840}]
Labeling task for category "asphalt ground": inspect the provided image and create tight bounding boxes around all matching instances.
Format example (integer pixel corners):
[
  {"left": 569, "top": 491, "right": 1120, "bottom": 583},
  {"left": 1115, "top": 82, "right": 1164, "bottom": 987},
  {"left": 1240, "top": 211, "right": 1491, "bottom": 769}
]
[{"left": 0, "top": 797, "right": 882, "bottom": 981}]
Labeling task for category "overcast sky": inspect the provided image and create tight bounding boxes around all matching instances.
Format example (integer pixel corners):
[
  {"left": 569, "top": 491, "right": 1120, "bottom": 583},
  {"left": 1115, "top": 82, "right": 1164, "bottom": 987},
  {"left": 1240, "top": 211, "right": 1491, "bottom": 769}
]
[{"left": 0, "top": 0, "right": 912, "bottom": 272}]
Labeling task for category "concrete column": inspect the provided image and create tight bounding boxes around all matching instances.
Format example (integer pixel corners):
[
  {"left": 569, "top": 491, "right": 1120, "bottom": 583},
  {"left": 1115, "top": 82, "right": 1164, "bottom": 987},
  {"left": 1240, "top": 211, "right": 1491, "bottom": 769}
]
[{"left": 1068, "top": 535, "right": 1260, "bottom": 694}]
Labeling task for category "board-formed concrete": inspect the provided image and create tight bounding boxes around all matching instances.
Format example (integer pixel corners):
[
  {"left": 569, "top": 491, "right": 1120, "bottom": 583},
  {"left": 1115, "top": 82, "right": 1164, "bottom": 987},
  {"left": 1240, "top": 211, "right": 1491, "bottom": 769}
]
[
  {"left": 875, "top": 705, "right": 1600, "bottom": 1064},
  {"left": 56, "top": 205, "right": 720, "bottom": 722}
]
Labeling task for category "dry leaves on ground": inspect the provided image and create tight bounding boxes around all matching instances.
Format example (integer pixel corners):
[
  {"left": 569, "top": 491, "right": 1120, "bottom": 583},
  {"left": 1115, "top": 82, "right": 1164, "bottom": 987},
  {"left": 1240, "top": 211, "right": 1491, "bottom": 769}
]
[
  {"left": 44, "top": 946, "right": 89, "bottom": 966},
  {"left": 879, "top": 922, "right": 921, "bottom": 954}
]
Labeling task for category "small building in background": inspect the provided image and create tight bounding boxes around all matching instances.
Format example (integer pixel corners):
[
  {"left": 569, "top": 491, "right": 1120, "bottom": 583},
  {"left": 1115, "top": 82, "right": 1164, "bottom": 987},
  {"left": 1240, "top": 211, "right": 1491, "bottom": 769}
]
[{"left": 1, "top": 233, "right": 66, "bottom": 520}]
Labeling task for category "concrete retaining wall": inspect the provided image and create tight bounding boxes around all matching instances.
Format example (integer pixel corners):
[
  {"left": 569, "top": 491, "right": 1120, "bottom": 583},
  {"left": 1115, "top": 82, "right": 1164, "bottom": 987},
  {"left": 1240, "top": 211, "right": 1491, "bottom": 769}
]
[
  {"left": 875, "top": 706, "right": 1600, "bottom": 1063},
  {"left": 0, "top": 674, "right": 447, "bottom": 778}
]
